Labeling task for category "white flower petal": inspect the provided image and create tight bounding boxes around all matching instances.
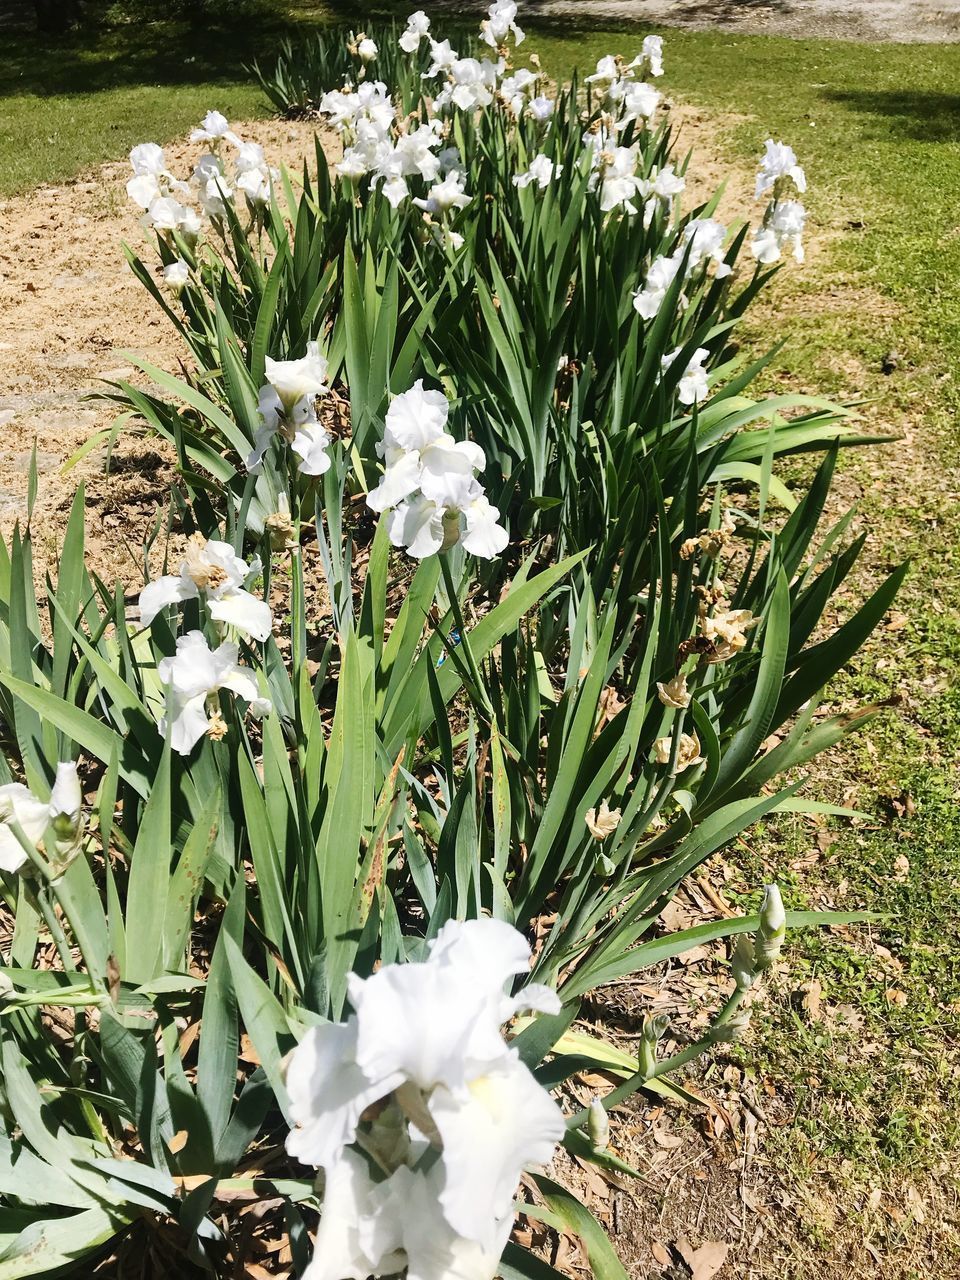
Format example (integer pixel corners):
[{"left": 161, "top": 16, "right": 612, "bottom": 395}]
[
  {"left": 430, "top": 1054, "right": 565, "bottom": 1250},
  {"left": 139, "top": 575, "right": 194, "bottom": 627},
  {"left": 367, "top": 450, "right": 424, "bottom": 513},
  {"left": 207, "top": 589, "right": 273, "bottom": 642},
  {"left": 387, "top": 497, "right": 446, "bottom": 559},
  {"left": 286, "top": 1019, "right": 402, "bottom": 1172}
]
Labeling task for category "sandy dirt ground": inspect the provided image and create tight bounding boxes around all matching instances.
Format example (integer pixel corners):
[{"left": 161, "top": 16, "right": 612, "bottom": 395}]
[{"left": 531, "top": 0, "right": 960, "bottom": 42}]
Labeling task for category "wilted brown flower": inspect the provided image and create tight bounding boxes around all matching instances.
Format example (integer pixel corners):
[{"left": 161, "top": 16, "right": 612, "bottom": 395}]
[
  {"left": 701, "top": 607, "right": 758, "bottom": 662},
  {"left": 654, "top": 731, "right": 704, "bottom": 773},
  {"left": 585, "top": 799, "right": 622, "bottom": 841},
  {"left": 656, "top": 674, "right": 691, "bottom": 709}
]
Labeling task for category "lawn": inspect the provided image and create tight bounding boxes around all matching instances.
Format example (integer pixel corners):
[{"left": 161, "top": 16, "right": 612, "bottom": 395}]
[{"left": 3, "top": 5, "right": 959, "bottom": 1272}]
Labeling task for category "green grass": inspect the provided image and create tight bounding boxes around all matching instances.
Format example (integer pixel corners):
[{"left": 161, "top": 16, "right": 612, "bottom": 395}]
[
  {"left": 524, "top": 21, "right": 960, "bottom": 1263},
  {"left": 4, "top": 5, "right": 959, "bottom": 1265},
  {"left": 543, "top": 24, "right": 960, "bottom": 1257}
]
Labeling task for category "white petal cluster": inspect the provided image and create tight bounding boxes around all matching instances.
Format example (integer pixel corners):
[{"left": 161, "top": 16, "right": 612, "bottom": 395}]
[
  {"left": 528, "top": 93, "right": 555, "bottom": 121},
  {"left": 158, "top": 632, "right": 271, "bottom": 755},
  {"left": 399, "top": 9, "right": 431, "bottom": 52},
  {"left": 126, "top": 144, "right": 198, "bottom": 239},
  {"left": 480, "top": 0, "right": 524, "bottom": 49},
  {"left": 162, "top": 259, "right": 190, "bottom": 293},
  {"left": 0, "top": 762, "right": 83, "bottom": 874},
  {"left": 661, "top": 345, "right": 711, "bottom": 406},
  {"left": 633, "top": 217, "right": 730, "bottom": 319},
  {"left": 633, "top": 251, "right": 683, "bottom": 319},
  {"left": 433, "top": 55, "right": 503, "bottom": 113},
  {"left": 513, "top": 153, "right": 563, "bottom": 191},
  {"left": 412, "top": 170, "right": 471, "bottom": 214},
  {"left": 754, "top": 138, "right": 807, "bottom": 200},
  {"left": 138, "top": 534, "right": 273, "bottom": 643},
  {"left": 585, "top": 41, "right": 663, "bottom": 129},
  {"left": 127, "top": 113, "right": 277, "bottom": 237},
  {"left": 284, "top": 918, "right": 566, "bottom": 1280},
  {"left": 752, "top": 199, "right": 806, "bottom": 264},
  {"left": 248, "top": 343, "right": 334, "bottom": 479},
  {"left": 636, "top": 162, "right": 686, "bottom": 224},
  {"left": 190, "top": 109, "right": 242, "bottom": 148},
  {"left": 367, "top": 381, "right": 508, "bottom": 560},
  {"left": 498, "top": 67, "right": 537, "bottom": 116},
  {"left": 751, "top": 139, "right": 807, "bottom": 266},
  {"left": 321, "top": 80, "right": 466, "bottom": 215},
  {"left": 596, "top": 144, "right": 645, "bottom": 215}
]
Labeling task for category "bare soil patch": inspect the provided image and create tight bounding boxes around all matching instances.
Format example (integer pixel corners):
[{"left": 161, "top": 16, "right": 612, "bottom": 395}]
[
  {"left": 535, "top": 0, "right": 960, "bottom": 43},
  {"left": 0, "top": 117, "right": 326, "bottom": 590}
]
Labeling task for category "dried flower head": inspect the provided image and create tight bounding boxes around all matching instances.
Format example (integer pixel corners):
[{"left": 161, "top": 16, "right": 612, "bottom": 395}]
[
  {"left": 656, "top": 674, "right": 690, "bottom": 709},
  {"left": 585, "top": 800, "right": 622, "bottom": 841},
  {"left": 701, "top": 608, "right": 758, "bottom": 662},
  {"left": 654, "top": 732, "right": 704, "bottom": 773}
]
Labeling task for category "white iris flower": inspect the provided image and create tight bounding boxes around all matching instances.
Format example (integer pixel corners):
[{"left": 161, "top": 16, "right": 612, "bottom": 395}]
[
  {"left": 399, "top": 10, "right": 431, "bottom": 53},
  {"left": 284, "top": 919, "right": 565, "bottom": 1280},
  {"left": 157, "top": 631, "right": 270, "bottom": 755},
  {"left": 138, "top": 534, "right": 272, "bottom": 643},
  {"left": 366, "top": 382, "right": 507, "bottom": 559}
]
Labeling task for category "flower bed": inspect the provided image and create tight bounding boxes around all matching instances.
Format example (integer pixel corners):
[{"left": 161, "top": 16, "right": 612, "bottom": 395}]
[{"left": 0, "top": 7, "right": 901, "bottom": 1277}]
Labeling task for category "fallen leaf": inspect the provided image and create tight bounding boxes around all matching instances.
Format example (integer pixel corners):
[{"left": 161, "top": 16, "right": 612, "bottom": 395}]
[
  {"left": 652, "top": 1125, "right": 683, "bottom": 1150},
  {"left": 651, "top": 1241, "right": 671, "bottom": 1265},
  {"left": 800, "top": 978, "right": 823, "bottom": 1021},
  {"left": 675, "top": 1237, "right": 730, "bottom": 1280}
]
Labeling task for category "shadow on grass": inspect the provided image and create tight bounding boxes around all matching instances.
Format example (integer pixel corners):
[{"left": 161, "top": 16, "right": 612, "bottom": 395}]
[
  {"left": 0, "top": 3, "right": 334, "bottom": 99},
  {"left": 823, "top": 89, "right": 960, "bottom": 143}
]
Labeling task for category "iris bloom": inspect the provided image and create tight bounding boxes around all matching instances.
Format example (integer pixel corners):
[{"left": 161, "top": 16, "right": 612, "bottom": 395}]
[
  {"left": 481, "top": 0, "right": 524, "bottom": 48},
  {"left": 247, "top": 343, "right": 333, "bottom": 478},
  {"left": 413, "top": 171, "right": 471, "bottom": 214},
  {"left": 285, "top": 919, "right": 565, "bottom": 1280},
  {"left": 162, "top": 260, "right": 190, "bottom": 292},
  {"left": 597, "top": 145, "right": 645, "bottom": 214},
  {"left": 661, "top": 346, "right": 710, "bottom": 406},
  {"left": 366, "top": 381, "right": 507, "bottom": 559},
  {"left": 755, "top": 138, "right": 806, "bottom": 200},
  {"left": 434, "top": 58, "right": 500, "bottom": 112},
  {"left": 158, "top": 632, "right": 270, "bottom": 755},
  {"left": 641, "top": 33, "right": 665, "bottom": 77},
  {"left": 138, "top": 534, "right": 272, "bottom": 642},
  {"left": 528, "top": 94, "right": 555, "bottom": 121},
  {"left": 752, "top": 199, "right": 806, "bottom": 264},
  {"left": 633, "top": 253, "right": 682, "bottom": 318},
  {"left": 399, "top": 10, "right": 431, "bottom": 52},
  {"left": 513, "top": 153, "right": 563, "bottom": 190},
  {"left": 0, "top": 762, "right": 82, "bottom": 874},
  {"left": 190, "top": 110, "right": 242, "bottom": 148}
]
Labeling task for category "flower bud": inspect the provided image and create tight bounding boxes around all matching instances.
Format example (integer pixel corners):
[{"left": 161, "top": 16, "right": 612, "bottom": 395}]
[
  {"left": 587, "top": 1098, "right": 609, "bottom": 1151},
  {"left": 754, "top": 883, "right": 786, "bottom": 971},
  {"left": 637, "top": 1012, "right": 669, "bottom": 1078},
  {"left": 49, "top": 762, "right": 82, "bottom": 845}
]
